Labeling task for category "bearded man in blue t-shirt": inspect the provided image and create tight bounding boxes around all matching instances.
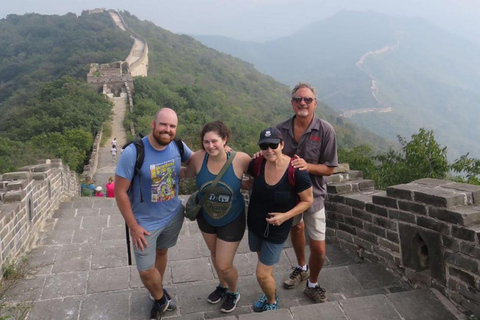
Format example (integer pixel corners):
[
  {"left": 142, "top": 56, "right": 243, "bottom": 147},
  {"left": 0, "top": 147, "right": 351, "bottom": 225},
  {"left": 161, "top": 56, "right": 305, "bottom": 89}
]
[{"left": 115, "top": 108, "right": 193, "bottom": 320}]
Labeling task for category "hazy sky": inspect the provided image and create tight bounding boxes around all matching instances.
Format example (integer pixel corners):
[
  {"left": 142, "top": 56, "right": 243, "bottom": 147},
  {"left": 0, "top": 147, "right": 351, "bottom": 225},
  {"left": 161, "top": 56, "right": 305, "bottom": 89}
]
[{"left": 1, "top": 0, "right": 480, "bottom": 43}]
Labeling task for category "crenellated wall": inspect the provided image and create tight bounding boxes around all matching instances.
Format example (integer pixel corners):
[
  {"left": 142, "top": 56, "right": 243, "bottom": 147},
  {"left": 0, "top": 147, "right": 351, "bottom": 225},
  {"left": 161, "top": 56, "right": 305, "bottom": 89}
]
[
  {"left": 325, "top": 174, "right": 480, "bottom": 316},
  {"left": 0, "top": 159, "right": 79, "bottom": 281}
]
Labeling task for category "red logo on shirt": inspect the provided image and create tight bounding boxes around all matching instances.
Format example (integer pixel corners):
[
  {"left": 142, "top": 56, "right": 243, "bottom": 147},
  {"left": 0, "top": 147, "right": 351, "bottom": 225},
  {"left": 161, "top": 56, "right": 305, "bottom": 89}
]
[{"left": 310, "top": 136, "right": 320, "bottom": 142}]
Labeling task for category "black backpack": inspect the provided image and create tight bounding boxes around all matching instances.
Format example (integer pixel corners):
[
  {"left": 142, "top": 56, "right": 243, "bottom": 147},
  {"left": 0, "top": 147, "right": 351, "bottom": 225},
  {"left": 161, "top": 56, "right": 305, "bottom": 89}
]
[{"left": 122, "top": 133, "right": 185, "bottom": 202}]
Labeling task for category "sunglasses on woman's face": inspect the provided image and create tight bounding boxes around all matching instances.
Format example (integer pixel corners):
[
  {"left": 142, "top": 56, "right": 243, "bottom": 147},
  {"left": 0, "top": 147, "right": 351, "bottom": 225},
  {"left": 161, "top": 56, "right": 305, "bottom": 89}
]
[{"left": 259, "top": 143, "right": 279, "bottom": 150}]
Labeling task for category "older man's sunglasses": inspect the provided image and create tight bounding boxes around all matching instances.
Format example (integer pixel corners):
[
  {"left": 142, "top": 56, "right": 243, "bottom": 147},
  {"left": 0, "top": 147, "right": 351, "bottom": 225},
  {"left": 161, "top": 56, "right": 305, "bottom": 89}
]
[{"left": 292, "top": 96, "right": 315, "bottom": 104}]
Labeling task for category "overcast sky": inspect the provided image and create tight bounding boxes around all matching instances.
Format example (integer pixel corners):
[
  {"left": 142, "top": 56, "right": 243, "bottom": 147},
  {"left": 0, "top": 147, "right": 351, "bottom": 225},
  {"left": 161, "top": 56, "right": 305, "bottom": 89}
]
[{"left": 1, "top": 0, "right": 480, "bottom": 43}]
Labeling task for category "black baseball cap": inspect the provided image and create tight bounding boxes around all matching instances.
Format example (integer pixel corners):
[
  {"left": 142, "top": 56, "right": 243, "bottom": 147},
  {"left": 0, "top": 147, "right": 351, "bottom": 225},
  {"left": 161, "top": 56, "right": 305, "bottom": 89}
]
[{"left": 258, "top": 127, "right": 283, "bottom": 145}]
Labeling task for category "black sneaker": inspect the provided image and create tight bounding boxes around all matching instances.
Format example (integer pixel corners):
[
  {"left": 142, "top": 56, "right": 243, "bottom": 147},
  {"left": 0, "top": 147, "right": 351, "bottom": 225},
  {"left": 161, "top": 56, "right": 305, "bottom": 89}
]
[
  {"left": 220, "top": 291, "right": 240, "bottom": 313},
  {"left": 150, "top": 298, "right": 169, "bottom": 320},
  {"left": 207, "top": 285, "right": 228, "bottom": 304},
  {"left": 149, "top": 289, "right": 177, "bottom": 311}
]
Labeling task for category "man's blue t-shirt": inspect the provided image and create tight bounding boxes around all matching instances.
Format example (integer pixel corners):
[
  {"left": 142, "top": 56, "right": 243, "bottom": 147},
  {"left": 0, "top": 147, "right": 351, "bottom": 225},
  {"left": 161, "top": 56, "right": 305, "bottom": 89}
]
[{"left": 116, "top": 136, "right": 192, "bottom": 232}]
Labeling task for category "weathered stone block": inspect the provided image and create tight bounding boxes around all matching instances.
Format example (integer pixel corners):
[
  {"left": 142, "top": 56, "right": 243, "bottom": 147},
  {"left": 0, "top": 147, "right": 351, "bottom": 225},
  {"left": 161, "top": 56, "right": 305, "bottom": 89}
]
[
  {"left": 389, "top": 209, "right": 416, "bottom": 224},
  {"left": 344, "top": 216, "right": 364, "bottom": 228},
  {"left": 442, "top": 236, "right": 461, "bottom": 251},
  {"left": 356, "top": 229, "right": 377, "bottom": 244},
  {"left": 328, "top": 211, "right": 345, "bottom": 223},
  {"left": 459, "top": 283, "right": 480, "bottom": 303},
  {"left": 333, "top": 163, "right": 350, "bottom": 173},
  {"left": 397, "top": 200, "right": 427, "bottom": 215},
  {"left": 449, "top": 266, "right": 477, "bottom": 288},
  {"left": 414, "top": 188, "right": 467, "bottom": 208},
  {"left": 331, "top": 203, "right": 352, "bottom": 216},
  {"left": 327, "top": 182, "right": 354, "bottom": 195},
  {"left": 33, "top": 173, "right": 48, "bottom": 180},
  {"left": 2, "top": 172, "right": 31, "bottom": 181},
  {"left": 387, "top": 230, "right": 399, "bottom": 243},
  {"left": 353, "top": 236, "right": 374, "bottom": 251},
  {"left": 366, "top": 203, "right": 388, "bottom": 217},
  {"left": 32, "top": 164, "right": 50, "bottom": 173},
  {"left": 359, "top": 180, "right": 375, "bottom": 191},
  {"left": 373, "top": 216, "right": 397, "bottom": 231},
  {"left": 352, "top": 208, "right": 373, "bottom": 222},
  {"left": 344, "top": 193, "right": 373, "bottom": 209},
  {"left": 326, "top": 194, "right": 346, "bottom": 204},
  {"left": 442, "top": 182, "right": 480, "bottom": 205},
  {"left": 417, "top": 216, "right": 450, "bottom": 235},
  {"left": 444, "top": 251, "right": 479, "bottom": 273},
  {"left": 460, "top": 242, "right": 480, "bottom": 259},
  {"left": 336, "top": 230, "right": 354, "bottom": 243},
  {"left": 372, "top": 192, "right": 398, "bottom": 209},
  {"left": 378, "top": 238, "right": 400, "bottom": 253},
  {"left": 364, "top": 222, "right": 386, "bottom": 238},
  {"left": 429, "top": 205, "right": 480, "bottom": 227},
  {"left": 338, "top": 222, "right": 357, "bottom": 235},
  {"left": 6, "top": 180, "right": 28, "bottom": 191},
  {"left": 386, "top": 184, "right": 417, "bottom": 201},
  {"left": 373, "top": 246, "right": 399, "bottom": 262},
  {"left": 348, "top": 170, "right": 364, "bottom": 180},
  {"left": 326, "top": 219, "right": 336, "bottom": 229},
  {"left": 3, "top": 190, "right": 26, "bottom": 203},
  {"left": 414, "top": 178, "right": 450, "bottom": 187},
  {"left": 452, "top": 225, "right": 478, "bottom": 242}
]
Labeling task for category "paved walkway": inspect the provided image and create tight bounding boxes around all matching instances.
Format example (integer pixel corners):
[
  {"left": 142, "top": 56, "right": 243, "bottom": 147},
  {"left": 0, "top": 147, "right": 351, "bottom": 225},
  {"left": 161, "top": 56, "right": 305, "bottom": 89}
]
[{"left": 1, "top": 195, "right": 462, "bottom": 319}]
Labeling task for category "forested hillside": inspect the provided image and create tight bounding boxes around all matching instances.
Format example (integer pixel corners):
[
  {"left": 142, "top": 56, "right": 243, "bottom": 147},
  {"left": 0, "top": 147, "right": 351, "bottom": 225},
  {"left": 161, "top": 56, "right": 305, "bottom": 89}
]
[
  {"left": 120, "top": 11, "right": 389, "bottom": 153},
  {"left": 0, "top": 10, "right": 390, "bottom": 174},
  {"left": 0, "top": 12, "right": 132, "bottom": 173}
]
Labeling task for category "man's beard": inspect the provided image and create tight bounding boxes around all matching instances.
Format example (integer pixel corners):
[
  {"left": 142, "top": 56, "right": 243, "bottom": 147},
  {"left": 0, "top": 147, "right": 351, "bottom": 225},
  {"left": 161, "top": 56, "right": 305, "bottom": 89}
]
[{"left": 153, "top": 131, "right": 174, "bottom": 146}]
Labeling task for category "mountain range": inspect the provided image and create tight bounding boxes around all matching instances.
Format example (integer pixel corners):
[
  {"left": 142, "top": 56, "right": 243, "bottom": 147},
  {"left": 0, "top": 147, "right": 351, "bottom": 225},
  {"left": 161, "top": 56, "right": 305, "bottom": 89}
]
[{"left": 193, "top": 10, "right": 480, "bottom": 159}]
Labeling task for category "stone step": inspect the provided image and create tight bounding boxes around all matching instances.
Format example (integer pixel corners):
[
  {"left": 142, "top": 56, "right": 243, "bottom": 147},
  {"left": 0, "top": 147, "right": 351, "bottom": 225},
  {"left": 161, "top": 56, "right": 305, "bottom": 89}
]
[
  {"left": 204, "top": 289, "right": 459, "bottom": 320},
  {"left": 327, "top": 179, "right": 376, "bottom": 195}
]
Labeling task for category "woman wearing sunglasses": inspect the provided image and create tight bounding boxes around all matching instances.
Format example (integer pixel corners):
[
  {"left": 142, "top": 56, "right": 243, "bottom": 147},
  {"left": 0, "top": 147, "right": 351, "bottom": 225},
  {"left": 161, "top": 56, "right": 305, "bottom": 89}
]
[
  {"left": 184, "top": 120, "right": 251, "bottom": 313},
  {"left": 247, "top": 127, "right": 313, "bottom": 312}
]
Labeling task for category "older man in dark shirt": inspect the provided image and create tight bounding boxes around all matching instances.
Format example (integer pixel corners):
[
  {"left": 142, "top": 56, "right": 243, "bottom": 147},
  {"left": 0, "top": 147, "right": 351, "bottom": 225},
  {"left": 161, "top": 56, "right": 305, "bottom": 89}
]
[{"left": 277, "top": 82, "right": 338, "bottom": 303}]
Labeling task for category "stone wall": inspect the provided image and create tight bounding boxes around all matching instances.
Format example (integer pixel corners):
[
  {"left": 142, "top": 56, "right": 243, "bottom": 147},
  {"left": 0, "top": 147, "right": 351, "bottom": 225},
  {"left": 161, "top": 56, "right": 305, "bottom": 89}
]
[
  {"left": 326, "top": 175, "right": 480, "bottom": 316},
  {"left": 82, "top": 127, "right": 103, "bottom": 180},
  {"left": 0, "top": 159, "right": 79, "bottom": 281}
]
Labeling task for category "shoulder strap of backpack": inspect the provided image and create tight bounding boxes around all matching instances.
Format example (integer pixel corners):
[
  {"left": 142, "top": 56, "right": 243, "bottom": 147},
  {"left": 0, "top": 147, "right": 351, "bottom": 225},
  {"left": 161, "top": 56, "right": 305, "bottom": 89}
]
[
  {"left": 253, "top": 156, "right": 264, "bottom": 177},
  {"left": 288, "top": 159, "right": 296, "bottom": 187},
  {"left": 174, "top": 138, "right": 184, "bottom": 158}
]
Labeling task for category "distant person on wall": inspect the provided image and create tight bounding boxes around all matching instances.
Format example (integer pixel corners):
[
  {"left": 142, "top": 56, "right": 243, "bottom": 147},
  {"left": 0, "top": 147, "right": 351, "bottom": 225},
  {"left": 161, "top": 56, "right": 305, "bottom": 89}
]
[
  {"left": 111, "top": 146, "right": 117, "bottom": 163},
  {"left": 247, "top": 127, "right": 313, "bottom": 312},
  {"left": 115, "top": 108, "right": 193, "bottom": 320},
  {"left": 278, "top": 82, "right": 338, "bottom": 303},
  {"left": 184, "top": 121, "right": 251, "bottom": 313},
  {"left": 81, "top": 176, "right": 95, "bottom": 197},
  {"left": 105, "top": 176, "right": 115, "bottom": 198},
  {"left": 112, "top": 137, "right": 117, "bottom": 148},
  {"left": 95, "top": 186, "right": 105, "bottom": 197}
]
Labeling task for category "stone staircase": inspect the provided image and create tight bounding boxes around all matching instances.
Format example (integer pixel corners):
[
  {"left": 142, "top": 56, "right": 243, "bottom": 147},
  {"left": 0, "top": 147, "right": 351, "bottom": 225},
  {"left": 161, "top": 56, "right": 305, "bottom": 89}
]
[{"left": 0, "top": 195, "right": 465, "bottom": 320}]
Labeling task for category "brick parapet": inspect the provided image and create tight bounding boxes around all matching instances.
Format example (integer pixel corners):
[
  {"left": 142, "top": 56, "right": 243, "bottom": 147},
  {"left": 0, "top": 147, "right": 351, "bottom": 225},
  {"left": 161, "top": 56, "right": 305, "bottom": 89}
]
[
  {"left": 0, "top": 159, "right": 78, "bottom": 281},
  {"left": 82, "top": 127, "right": 103, "bottom": 181},
  {"left": 325, "top": 174, "right": 480, "bottom": 315}
]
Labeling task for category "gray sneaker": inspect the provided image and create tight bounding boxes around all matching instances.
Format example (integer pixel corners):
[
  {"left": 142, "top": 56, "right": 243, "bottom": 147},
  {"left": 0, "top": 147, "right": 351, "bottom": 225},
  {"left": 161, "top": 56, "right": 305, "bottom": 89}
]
[
  {"left": 304, "top": 284, "right": 327, "bottom": 303},
  {"left": 149, "top": 289, "right": 177, "bottom": 311},
  {"left": 284, "top": 266, "right": 310, "bottom": 289}
]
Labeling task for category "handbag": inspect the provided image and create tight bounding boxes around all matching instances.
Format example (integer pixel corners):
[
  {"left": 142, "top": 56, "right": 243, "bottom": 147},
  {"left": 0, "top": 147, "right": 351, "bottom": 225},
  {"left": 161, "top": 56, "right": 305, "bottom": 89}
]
[{"left": 184, "top": 151, "right": 236, "bottom": 221}]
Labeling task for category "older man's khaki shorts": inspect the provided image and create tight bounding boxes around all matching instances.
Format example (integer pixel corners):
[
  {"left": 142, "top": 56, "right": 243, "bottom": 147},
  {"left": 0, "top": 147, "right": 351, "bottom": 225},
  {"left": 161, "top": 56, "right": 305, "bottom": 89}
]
[{"left": 292, "top": 208, "right": 326, "bottom": 241}]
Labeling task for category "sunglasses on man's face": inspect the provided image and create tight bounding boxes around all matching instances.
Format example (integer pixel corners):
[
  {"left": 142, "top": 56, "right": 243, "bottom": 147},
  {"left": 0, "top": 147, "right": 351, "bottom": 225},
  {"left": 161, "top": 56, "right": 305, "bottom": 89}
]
[
  {"left": 292, "top": 96, "right": 315, "bottom": 104},
  {"left": 259, "top": 143, "right": 279, "bottom": 150}
]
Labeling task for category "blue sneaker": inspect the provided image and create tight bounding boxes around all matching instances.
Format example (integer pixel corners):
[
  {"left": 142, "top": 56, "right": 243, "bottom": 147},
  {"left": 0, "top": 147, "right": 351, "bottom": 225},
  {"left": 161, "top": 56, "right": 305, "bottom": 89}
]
[
  {"left": 253, "top": 292, "right": 279, "bottom": 312},
  {"left": 149, "top": 289, "right": 177, "bottom": 311}
]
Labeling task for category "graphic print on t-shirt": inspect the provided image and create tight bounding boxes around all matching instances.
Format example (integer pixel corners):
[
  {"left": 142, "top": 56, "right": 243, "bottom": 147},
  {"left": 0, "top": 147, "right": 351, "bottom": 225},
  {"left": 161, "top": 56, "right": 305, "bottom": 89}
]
[
  {"left": 150, "top": 159, "right": 176, "bottom": 202},
  {"left": 201, "top": 182, "right": 233, "bottom": 219}
]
